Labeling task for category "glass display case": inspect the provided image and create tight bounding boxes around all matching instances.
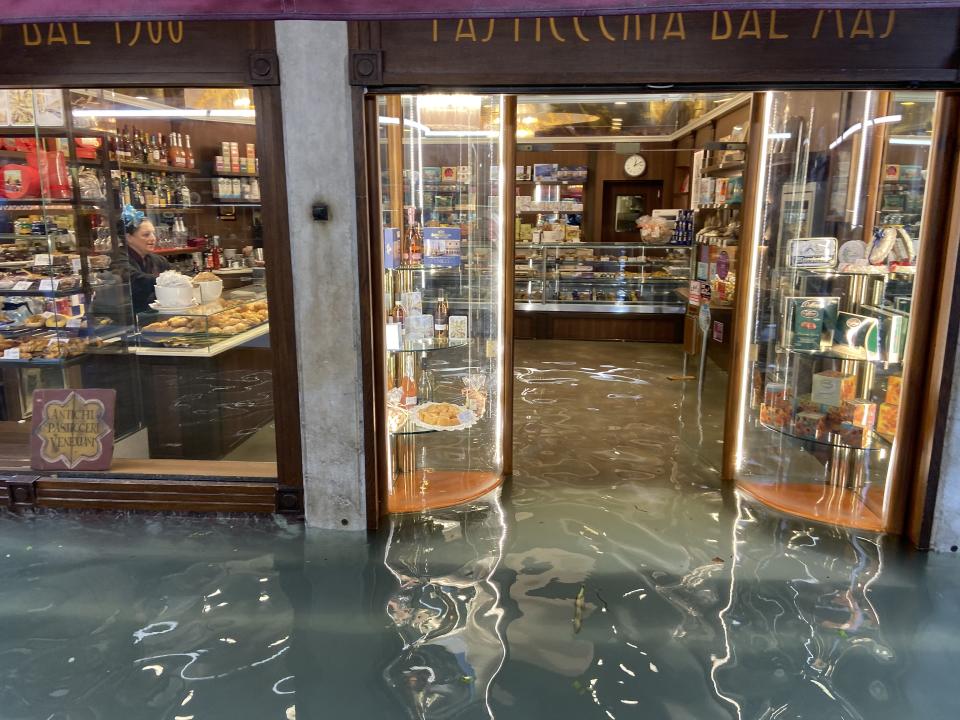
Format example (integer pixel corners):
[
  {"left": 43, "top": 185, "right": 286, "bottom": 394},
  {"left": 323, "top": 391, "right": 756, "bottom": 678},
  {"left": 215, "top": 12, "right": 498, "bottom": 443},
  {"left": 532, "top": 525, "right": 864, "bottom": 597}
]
[
  {"left": 514, "top": 242, "right": 691, "bottom": 313},
  {"left": 733, "top": 90, "right": 936, "bottom": 531},
  {"left": 135, "top": 288, "right": 268, "bottom": 353},
  {"left": 377, "top": 94, "right": 507, "bottom": 513}
]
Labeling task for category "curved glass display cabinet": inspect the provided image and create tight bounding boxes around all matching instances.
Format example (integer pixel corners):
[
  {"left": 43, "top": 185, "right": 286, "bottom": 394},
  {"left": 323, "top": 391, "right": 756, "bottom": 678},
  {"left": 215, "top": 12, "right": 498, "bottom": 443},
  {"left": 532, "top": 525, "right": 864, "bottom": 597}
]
[
  {"left": 375, "top": 94, "right": 509, "bottom": 513},
  {"left": 732, "top": 90, "right": 936, "bottom": 531}
]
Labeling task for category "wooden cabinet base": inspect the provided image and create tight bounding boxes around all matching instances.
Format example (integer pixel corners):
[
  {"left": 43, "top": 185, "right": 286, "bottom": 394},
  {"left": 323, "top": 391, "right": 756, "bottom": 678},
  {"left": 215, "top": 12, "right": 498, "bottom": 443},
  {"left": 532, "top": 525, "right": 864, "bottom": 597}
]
[
  {"left": 514, "top": 311, "right": 683, "bottom": 342},
  {"left": 738, "top": 480, "right": 885, "bottom": 532},
  {"left": 1, "top": 473, "right": 301, "bottom": 515},
  {"left": 388, "top": 470, "right": 502, "bottom": 514}
]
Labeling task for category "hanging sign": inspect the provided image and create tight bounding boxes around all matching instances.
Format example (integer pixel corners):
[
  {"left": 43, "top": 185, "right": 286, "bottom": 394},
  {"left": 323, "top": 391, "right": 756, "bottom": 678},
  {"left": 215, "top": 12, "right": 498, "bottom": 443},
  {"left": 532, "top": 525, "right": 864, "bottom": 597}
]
[{"left": 30, "top": 389, "right": 116, "bottom": 471}]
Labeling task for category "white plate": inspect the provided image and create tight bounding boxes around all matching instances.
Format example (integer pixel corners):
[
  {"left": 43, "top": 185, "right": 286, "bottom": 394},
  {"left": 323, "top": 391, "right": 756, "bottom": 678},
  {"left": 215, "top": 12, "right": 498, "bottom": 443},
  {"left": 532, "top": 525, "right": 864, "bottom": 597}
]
[
  {"left": 212, "top": 268, "right": 252, "bottom": 275},
  {"left": 149, "top": 300, "right": 198, "bottom": 311},
  {"left": 412, "top": 402, "right": 478, "bottom": 432}
]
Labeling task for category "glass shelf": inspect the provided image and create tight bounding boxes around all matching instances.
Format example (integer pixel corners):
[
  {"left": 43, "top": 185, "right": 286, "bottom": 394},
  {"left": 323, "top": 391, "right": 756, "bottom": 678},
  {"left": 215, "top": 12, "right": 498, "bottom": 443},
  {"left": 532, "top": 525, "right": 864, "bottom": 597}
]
[
  {"left": 775, "top": 345, "right": 894, "bottom": 365},
  {"left": 388, "top": 337, "right": 469, "bottom": 355},
  {"left": 390, "top": 416, "right": 438, "bottom": 436},
  {"left": 758, "top": 419, "right": 891, "bottom": 452}
]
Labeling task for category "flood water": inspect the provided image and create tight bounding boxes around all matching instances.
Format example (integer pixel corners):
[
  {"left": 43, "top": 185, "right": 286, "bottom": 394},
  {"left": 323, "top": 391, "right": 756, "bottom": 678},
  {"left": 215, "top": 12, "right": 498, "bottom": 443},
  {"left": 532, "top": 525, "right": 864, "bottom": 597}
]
[{"left": 2, "top": 340, "right": 959, "bottom": 719}]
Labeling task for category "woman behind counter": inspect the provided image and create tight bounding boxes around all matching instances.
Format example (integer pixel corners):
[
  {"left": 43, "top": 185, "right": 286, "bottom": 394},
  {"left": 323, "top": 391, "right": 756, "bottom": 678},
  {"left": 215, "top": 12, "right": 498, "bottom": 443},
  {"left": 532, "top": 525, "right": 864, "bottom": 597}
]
[{"left": 113, "top": 205, "right": 171, "bottom": 315}]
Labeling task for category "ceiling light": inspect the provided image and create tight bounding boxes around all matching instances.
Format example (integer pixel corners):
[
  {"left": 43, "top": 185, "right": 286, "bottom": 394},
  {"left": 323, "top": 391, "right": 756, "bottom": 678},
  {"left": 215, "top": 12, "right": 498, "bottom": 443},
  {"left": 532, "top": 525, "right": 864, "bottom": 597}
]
[
  {"left": 521, "top": 116, "right": 537, "bottom": 125},
  {"left": 899, "top": 101, "right": 916, "bottom": 106},
  {"left": 614, "top": 101, "right": 627, "bottom": 106},
  {"left": 233, "top": 96, "right": 251, "bottom": 108},
  {"left": 135, "top": 96, "right": 148, "bottom": 100}
]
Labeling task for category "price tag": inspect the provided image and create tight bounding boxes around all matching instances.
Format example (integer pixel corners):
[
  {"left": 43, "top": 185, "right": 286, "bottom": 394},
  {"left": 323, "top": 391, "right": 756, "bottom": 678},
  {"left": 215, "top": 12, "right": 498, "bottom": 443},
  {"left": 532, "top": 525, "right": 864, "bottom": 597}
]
[
  {"left": 71, "top": 258, "right": 82, "bottom": 273},
  {"left": 13, "top": 281, "right": 33, "bottom": 291},
  {"left": 38, "top": 278, "right": 59, "bottom": 291},
  {"left": 66, "top": 316, "right": 83, "bottom": 328},
  {"left": 2, "top": 347, "right": 20, "bottom": 360}
]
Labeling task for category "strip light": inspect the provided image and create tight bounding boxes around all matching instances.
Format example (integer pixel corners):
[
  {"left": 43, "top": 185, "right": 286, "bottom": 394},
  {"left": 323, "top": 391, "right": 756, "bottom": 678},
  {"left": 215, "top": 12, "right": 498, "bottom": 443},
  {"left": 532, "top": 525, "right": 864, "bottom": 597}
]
[
  {"left": 72, "top": 108, "right": 255, "bottom": 118},
  {"left": 734, "top": 92, "right": 774, "bottom": 473}
]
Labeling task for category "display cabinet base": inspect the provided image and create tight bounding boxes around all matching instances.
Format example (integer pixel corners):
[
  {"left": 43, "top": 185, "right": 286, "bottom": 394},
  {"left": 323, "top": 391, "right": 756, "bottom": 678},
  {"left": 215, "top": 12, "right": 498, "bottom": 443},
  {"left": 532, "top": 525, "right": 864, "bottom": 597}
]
[
  {"left": 738, "top": 480, "right": 885, "bottom": 532},
  {"left": 514, "top": 310, "right": 683, "bottom": 342},
  {"left": 388, "top": 469, "right": 502, "bottom": 514}
]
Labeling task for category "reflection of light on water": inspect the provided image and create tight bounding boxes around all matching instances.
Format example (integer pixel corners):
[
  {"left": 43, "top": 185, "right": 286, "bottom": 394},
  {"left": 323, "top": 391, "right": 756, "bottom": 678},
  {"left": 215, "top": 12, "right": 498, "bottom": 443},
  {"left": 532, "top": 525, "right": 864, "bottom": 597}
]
[
  {"left": 710, "top": 492, "right": 744, "bottom": 720},
  {"left": 132, "top": 621, "right": 178, "bottom": 644}
]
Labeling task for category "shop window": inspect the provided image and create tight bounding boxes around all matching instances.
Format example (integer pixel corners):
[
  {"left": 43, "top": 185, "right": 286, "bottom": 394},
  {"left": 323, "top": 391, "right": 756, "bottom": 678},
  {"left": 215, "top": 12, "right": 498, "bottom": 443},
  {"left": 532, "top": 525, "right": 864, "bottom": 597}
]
[
  {"left": 736, "top": 90, "right": 936, "bottom": 530},
  {"left": 0, "top": 87, "right": 275, "bottom": 474}
]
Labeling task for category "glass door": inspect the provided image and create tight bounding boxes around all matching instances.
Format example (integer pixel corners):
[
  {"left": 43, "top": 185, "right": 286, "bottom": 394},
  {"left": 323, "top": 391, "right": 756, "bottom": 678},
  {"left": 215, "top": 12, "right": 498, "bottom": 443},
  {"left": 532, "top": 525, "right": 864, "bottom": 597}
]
[{"left": 376, "top": 94, "right": 509, "bottom": 513}]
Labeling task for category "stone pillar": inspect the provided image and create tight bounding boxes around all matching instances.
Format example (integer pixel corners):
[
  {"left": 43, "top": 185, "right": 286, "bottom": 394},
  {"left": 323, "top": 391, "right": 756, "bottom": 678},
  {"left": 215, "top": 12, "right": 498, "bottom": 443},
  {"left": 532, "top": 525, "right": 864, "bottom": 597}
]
[
  {"left": 276, "top": 21, "right": 366, "bottom": 529},
  {"left": 931, "top": 349, "right": 960, "bottom": 552}
]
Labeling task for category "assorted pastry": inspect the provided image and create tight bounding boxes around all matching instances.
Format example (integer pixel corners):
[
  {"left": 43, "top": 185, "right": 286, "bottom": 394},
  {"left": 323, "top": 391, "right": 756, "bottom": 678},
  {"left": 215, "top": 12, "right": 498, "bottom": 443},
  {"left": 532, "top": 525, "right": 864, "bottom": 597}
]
[
  {"left": 0, "top": 334, "right": 102, "bottom": 360},
  {"left": 143, "top": 299, "right": 268, "bottom": 336}
]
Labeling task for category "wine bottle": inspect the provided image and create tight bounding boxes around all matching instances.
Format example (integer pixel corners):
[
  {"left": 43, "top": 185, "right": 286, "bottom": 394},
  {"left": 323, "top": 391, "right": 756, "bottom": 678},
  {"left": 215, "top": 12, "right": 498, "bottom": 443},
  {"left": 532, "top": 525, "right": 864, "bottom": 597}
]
[{"left": 434, "top": 289, "right": 449, "bottom": 339}]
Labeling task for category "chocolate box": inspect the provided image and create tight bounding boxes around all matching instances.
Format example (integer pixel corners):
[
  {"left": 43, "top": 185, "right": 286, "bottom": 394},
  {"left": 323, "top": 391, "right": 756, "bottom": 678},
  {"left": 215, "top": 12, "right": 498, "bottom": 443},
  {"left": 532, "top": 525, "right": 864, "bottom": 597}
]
[{"left": 760, "top": 403, "right": 791, "bottom": 429}]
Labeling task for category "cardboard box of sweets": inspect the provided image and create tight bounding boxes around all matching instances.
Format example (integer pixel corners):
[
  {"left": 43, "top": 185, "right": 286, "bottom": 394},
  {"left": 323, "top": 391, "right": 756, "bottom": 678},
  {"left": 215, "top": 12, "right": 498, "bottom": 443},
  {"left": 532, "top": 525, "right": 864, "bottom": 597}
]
[
  {"left": 835, "top": 421, "right": 870, "bottom": 448},
  {"left": 760, "top": 403, "right": 791, "bottom": 429},
  {"left": 811, "top": 370, "right": 856, "bottom": 407},
  {"left": 793, "top": 411, "right": 827, "bottom": 441},
  {"left": 877, "top": 402, "right": 899, "bottom": 440},
  {"left": 841, "top": 399, "right": 877, "bottom": 429},
  {"left": 886, "top": 375, "right": 902, "bottom": 405},
  {"left": 764, "top": 382, "right": 792, "bottom": 410}
]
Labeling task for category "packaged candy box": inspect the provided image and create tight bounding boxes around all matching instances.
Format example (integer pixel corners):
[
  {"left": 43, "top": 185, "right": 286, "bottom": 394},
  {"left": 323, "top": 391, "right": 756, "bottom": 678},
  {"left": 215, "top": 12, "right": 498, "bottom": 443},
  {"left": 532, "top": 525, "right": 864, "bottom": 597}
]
[
  {"left": 764, "top": 382, "right": 793, "bottom": 410},
  {"left": 877, "top": 402, "right": 899, "bottom": 440},
  {"left": 841, "top": 399, "right": 877, "bottom": 429},
  {"left": 793, "top": 411, "right": 827, "bottom": 441},
  {"left": 760, "top": 403, "right": 791, "bottom": 429},
  {"left": 886, "top": 375, "right": 902, "bottom": 406},
  {"left": 795, "top": 393, "right": 827, "bottom": 415},
  {"left": 811, "top": 370, "right": 856, "bottom": 407},
  {"left": 835, "top": 421, "right": 870, "bottom": 448}
]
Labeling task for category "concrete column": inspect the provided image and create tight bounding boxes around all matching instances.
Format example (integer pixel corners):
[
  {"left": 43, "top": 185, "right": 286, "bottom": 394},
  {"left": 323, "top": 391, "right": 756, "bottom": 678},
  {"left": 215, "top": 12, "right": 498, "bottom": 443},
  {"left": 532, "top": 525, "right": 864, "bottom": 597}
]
[
  {"left": 276, "top": 21, "right": 366, "bottom": 529},
  {"left": 931, "top": 347, "right": 960, "bottom": 552}
]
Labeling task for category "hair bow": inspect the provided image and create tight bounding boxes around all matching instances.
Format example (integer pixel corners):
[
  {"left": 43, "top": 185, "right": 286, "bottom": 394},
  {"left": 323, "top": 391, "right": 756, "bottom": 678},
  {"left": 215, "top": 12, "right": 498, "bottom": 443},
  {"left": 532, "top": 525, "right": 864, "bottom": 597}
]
[{"left": 121, "top": 204, "right": 145, "bottom": 228}]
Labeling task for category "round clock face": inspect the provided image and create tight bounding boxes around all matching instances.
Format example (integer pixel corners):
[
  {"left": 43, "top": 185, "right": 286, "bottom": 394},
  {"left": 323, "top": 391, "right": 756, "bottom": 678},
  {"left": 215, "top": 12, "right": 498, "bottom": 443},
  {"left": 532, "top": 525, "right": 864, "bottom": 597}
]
[{"left": 624, "top": 154, "right": 647, "bottom": 177}]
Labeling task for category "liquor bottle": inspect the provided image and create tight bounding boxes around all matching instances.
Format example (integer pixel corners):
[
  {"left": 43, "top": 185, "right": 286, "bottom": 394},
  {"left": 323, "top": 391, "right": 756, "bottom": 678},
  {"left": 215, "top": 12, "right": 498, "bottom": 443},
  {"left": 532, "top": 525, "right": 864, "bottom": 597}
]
[
  {"left": 176, "top": 134, "right": 186, "bottom": 168},
  {"left": 120, "top": 173, "right": 132, "bottom": 206},
  {"left": 118, "top": 126, "right": 128, "bottom": 161},
  {"left": 167, "top": 133, "right": 178, "bottom": 167},
  {"left": 390, "top": 300, "right": 405, "bottom": 326},
  {"left": 184, "top": 134, "right": 195, "bottom": 169},
  {"left": 152, "top": 134, "right": 161, "bottom": 164},
  {"left": 211, "top": 236, "right": 222, "bottom": 269},
  {"left": 142, "top": 132, "right": 151, "bottom": 164},
  {"left": 434, "top": 289, "right": 449, "bottom": 339},
  {"left": 400, "top": 355, "right": 418, "bottom": 408},
  {"left": 409, "top": 223, "right": 423, "bottom": 266}
]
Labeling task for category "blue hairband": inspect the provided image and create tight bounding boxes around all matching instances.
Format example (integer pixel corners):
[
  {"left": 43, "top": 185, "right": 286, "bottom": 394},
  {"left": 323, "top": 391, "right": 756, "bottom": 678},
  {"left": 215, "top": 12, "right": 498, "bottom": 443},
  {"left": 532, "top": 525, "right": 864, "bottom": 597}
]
[{"left": 121, "top": 205, "right": 145, "bottom": 229}]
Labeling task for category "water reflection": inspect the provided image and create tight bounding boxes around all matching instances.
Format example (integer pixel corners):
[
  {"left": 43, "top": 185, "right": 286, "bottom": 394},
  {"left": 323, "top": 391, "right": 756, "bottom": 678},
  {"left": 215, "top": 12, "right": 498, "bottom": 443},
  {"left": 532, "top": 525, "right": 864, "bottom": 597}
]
[
  {"left": 383, "top": 492, "right": 507, "bottom": 719},
  {"left": 0, "top": 341, "right": 956, "bottom": 720}
]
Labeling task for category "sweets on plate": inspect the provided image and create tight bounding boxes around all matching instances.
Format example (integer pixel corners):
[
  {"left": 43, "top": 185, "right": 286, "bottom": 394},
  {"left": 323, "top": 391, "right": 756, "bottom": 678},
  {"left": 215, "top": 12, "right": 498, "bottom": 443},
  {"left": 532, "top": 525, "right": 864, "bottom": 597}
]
[{"left": 418, "top": 402, "right": 465, "bottom": 427}]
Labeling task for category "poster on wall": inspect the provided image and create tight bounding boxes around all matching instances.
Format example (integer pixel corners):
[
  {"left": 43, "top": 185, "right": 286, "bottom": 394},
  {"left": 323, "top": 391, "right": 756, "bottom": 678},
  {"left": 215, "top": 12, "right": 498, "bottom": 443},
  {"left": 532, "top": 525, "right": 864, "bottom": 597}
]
[
  {"left": 30, "top": 389, "right": 116, "bottom": 471},
  {"left": 0, "top": 90, "right": 9, "bottom": 127}
]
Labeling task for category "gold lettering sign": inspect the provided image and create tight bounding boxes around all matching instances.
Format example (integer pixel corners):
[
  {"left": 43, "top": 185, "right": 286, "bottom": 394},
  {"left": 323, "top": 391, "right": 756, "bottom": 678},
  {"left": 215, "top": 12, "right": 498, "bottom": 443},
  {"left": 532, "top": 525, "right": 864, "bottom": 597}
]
[
  {"left": 0, "top": 21, "right": 184, "bottom": 48},
  {"left": 431, "top": 10, "right": 896, "bottom": 44},
  {"left": 32, "top": 390, "right": 115, "bottom": 470}
]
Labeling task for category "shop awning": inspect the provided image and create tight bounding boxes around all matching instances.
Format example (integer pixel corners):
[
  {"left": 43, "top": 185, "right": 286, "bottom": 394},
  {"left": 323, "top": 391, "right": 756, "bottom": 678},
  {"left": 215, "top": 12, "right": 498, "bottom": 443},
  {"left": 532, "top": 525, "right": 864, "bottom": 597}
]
[{"left": 4, "top": 1, "right": 960, "bottom": 23}]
